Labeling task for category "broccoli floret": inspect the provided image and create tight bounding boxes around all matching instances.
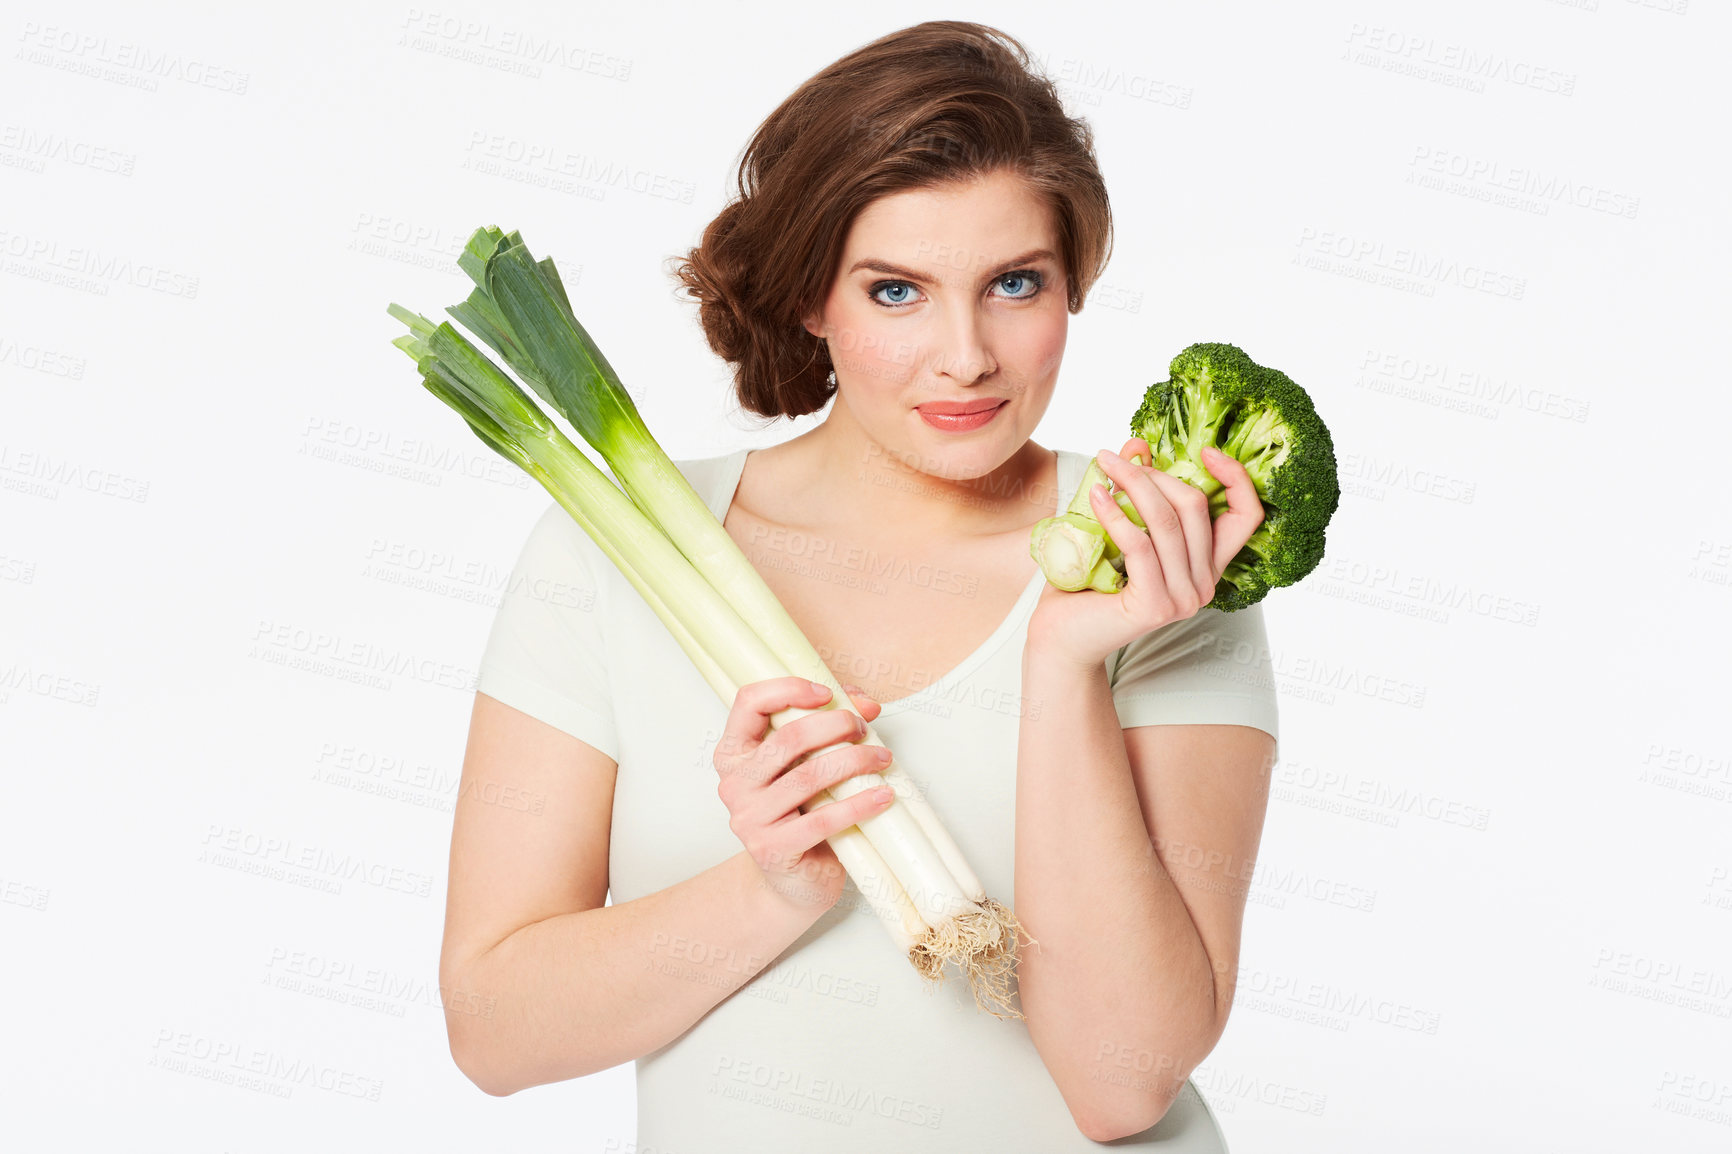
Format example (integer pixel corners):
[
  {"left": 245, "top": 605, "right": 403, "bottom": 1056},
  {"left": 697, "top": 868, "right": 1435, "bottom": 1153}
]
[
  {"left": 1030, "top": 342, "right": 1340, "bottom": 610},
  {"left": 1130, "top": 342, "right": 1340, "bottom": 612}
]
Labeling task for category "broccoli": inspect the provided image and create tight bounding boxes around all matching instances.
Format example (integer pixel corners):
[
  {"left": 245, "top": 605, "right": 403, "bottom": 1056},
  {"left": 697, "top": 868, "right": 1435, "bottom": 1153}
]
[{"left": 1030, "top": 342, "right": 1340, "bottom": 612}]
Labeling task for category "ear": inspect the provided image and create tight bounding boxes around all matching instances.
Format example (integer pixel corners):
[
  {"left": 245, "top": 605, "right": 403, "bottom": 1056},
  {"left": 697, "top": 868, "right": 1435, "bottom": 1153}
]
[{"left": 800, "top": 311, "right": 826, "bottom": 340}]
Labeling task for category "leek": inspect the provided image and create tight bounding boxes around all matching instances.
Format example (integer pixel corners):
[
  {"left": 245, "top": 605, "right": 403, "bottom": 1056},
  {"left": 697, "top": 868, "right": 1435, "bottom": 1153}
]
[{"left": 388, "top": 228, "right": 1027, "bottom": 1017}]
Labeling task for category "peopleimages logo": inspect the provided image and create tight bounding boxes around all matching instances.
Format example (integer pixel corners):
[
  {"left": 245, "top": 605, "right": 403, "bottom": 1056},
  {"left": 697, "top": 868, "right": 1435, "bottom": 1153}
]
[
  {"left": 0, "top": 230, "right": 199, "bottom": 299},
  {"left": 1343, "top": 23, "right": 1577, "bottom": 96},
  {"left": 15, "top": 23, "right": 250, "bottom": 94},
  {"left": 1294, "top": 228, "right": 1526, "bottom": 300},
  {"left": 0, "top": 123, "right": 136, "bottom": 176},
  {"left": 1407, "top": 145, "right": 1640, "bottom": 219},
  {"left": 248, "top": 618, "right": 480, "bottom": 693},
  {"left": 398, "top": 9, "right": 633, "bottom": 80},
  {"left": 461, "top": 132, "right": 696, "bottom": 204},
  {"left": 0, "top": 334, "right": 87, "bottom": 379},
  {"left": 1354, "top": 348, "right": 1592, "bottom": 425},
  {"left": 199, "top": 824, "right": 436, "bottom": 898},
  {"left": 149, "top": 1029, "right": 383, "bottom": 1101}
]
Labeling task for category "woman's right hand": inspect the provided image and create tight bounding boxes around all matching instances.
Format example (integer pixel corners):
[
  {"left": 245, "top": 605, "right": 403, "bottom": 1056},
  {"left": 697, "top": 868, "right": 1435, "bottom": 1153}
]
[{"left": 713, "top": 677, "right": 895, "bottom": 913}]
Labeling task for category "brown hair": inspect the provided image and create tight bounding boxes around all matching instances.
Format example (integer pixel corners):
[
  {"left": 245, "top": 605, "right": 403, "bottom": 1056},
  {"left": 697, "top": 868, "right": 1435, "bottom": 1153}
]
[{"left": 668, "top": 20, "right": 1113, "bottom": 420}]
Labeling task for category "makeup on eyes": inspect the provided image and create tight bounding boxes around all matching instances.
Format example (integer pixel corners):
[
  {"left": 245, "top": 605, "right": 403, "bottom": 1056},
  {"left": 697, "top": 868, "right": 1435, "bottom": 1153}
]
[{"left": 868, "top": 268, "right": 1045, "bottom": 308}]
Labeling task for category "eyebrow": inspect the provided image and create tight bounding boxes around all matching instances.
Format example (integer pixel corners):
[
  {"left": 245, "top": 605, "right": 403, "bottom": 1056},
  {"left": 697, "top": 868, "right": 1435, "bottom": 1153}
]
[{"left": 846, "top": 248, "right": 1058, "bottom": 284}]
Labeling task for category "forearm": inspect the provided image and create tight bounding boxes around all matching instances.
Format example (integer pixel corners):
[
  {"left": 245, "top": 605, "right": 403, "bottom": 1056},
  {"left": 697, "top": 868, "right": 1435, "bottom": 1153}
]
[
  {"left": 1014, "top": 649, "right": 1221, "bottom": 1138},
  {"left": 448, "top": 850, "right": 826, "bottom": 1095}
]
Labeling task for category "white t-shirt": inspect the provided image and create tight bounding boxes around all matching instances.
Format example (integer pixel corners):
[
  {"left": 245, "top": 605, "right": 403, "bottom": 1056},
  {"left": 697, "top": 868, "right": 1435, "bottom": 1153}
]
[{"left": 476, "top": 447, "right": 1279, "bottom": 1152}]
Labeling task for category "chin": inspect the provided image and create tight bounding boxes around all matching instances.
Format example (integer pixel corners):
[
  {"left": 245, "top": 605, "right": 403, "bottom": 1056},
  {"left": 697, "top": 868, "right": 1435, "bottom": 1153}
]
[{"left": 904, "top": 429, "right": 1022, "bottom": 482}]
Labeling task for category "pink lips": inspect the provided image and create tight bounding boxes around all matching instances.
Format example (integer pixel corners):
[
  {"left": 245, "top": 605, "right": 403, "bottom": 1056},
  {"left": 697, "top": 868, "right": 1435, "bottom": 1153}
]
[{"left": 916, "top": 398, "right": 1006, "bottom": 432}]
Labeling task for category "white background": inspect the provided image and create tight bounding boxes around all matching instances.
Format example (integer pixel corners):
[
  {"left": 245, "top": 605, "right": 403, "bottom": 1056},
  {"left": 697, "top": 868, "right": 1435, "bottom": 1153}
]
[{"left": 3, "top": 1, "right": 1729, "bottom": 1150}]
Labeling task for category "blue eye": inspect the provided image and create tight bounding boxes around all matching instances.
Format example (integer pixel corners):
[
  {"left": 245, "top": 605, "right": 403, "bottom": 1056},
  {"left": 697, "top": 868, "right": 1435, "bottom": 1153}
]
[
  {"left": 996, "top": 270, "right": 1042, "bottom": 298},
  {"left": 866, "top": 269, "right": 1046, "bottom": 309}
]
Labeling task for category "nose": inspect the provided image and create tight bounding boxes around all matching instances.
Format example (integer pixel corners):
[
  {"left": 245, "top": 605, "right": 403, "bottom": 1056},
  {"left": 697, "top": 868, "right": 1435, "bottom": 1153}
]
[{"left": 930, "top": 301, "right": 996, "bottom": 386}]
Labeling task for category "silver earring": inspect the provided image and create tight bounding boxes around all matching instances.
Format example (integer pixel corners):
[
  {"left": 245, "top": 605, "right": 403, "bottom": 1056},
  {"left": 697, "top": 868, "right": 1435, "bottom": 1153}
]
[{"left": 826, "top": 370, "right": 837, "bottom": 386}]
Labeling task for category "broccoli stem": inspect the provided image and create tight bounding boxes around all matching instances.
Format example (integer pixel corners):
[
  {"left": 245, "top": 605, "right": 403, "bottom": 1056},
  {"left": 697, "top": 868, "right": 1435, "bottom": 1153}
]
[
  {"left": 1029, "top": 455, "right": 1152, "bottom": 593},
  {"left": 1173, "top": 372, "right": 1234, "bottom": 501}
]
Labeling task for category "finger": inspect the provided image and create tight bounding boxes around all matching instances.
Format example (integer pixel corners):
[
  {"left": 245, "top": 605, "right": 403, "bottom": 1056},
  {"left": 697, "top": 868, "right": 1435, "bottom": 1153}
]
[
  {"left": 841, "top": 684, "right": 882, "bottom": 723},
  {"left": 773, "top": 742, "right": 892, "bottom": 813},
  {"left": 734, "top": 706, "right": 862, "bottom": 821},
  {"left": 1198, "top": 447, "right": 1267, "bottom": 579},
  {"left": 1099, "top": 449, "right": 1196, "bottom": 605},
  {"left": 720, "top": 677, "right": 835, "bottom": 763},
  {"left": 789, "top": 784, "right": 897, "bottom": 851},
  {"left": 766, "top": 704, "right": 866, "bottom": 762},
  {"left": 1120, "top": 436, "right": 1152, "bottom": 467},
  {"left": 1137, "top": 467, "right": 1217, "bottom": 606},
  {"left": 1090, "top": 472, "right": 1163, "bottom": 592}
]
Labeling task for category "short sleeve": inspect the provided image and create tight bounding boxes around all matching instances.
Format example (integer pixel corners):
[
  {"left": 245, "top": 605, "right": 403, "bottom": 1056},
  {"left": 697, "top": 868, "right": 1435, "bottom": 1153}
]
[
  {"left": 474, "top": 501, "right": 619, "bottom": 762},
  {"left": 1106, "top": 603, "right": 1279, "bottom": 743}
]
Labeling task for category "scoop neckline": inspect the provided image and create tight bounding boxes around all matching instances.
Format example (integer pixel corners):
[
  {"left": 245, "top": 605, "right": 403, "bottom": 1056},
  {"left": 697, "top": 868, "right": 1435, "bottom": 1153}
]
[{"left": 718, "top": 446, "right": 1079, "bottom": 716}]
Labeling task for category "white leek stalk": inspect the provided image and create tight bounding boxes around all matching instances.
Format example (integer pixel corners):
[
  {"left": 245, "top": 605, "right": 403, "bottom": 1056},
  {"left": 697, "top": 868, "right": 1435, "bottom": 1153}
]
[{"left": 389, "top": 258, "right": 1027, "bottom": 1017}]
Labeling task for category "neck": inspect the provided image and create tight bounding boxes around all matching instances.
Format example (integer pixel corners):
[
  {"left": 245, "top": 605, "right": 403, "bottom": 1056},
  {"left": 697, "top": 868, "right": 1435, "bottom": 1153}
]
[{"left": 778, "top": 398, "right": 1055, "bottom": 538}]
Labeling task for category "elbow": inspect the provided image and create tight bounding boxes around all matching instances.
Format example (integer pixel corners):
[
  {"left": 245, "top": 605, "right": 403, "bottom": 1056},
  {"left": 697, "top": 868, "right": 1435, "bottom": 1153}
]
[
  {"left": 441, "top": 963, "right": 518, "bottom": 1097},
  {"left": 462, "top": 1066, "right": 515, "bottom": 1099},
  {"left": 1059, "top": 1062, "right": 1184, "bottom": 1142},
  {"left": 1065, "top": 1014, "right": 1225, "bottom": 1142},
  {"left": 1075, "top": 1112, "right": 1131, "bottom": 1144},
  {"left": 1072, "top": 1097, "right": 1174, "bottom": 1144},
  {"left": 449, "top": 1027, "right": 519, "bottom": 1098}
]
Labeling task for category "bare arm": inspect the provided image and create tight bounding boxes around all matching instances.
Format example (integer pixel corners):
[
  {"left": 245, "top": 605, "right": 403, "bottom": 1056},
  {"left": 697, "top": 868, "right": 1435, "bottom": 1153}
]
[
  {"left": 1014, "top": 648, "right": 1274, "bottom": 1139},
  {"left": 437, "top": 693, "right": 817, "bottom": 1095},
  {"left": 440, "top": 682, "right": 891, "bottom": 1096},
  {"left": 1015, "top": 440, "right": 1274, "bottom": 1140}
]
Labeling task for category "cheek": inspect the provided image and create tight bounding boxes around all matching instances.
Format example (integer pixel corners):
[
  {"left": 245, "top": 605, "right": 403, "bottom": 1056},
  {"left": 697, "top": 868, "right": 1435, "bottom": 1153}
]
[
  {"left": 1009, "top": 310, "right": 1068, "bottom": 382},
  {"left": 828, "top": 303, "right": 917, "bottom": 386}
]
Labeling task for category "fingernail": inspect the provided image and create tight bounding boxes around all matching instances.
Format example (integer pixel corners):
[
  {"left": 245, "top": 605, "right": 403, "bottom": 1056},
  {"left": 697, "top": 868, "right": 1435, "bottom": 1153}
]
[
  {"left": 1091, "top": 483, "right": 1107, "bottom": 502},
  {"left": 874, "top": 747, "right": 893, "bottom": 762},
  {"left": 872, "top": 788, "right": 895, "bottom": 803},
  {"left": 1101, "top": 449, "right": 1122, "bottom": 462},
  {"left": 810, "top": 681, "right": 831, "bottom": 696}
]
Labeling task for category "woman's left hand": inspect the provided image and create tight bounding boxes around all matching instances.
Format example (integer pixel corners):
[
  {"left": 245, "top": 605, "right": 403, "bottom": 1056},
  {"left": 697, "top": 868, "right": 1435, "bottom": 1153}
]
[{"left": 1027, "top": 437, "right": 1266, "bottom": 669}]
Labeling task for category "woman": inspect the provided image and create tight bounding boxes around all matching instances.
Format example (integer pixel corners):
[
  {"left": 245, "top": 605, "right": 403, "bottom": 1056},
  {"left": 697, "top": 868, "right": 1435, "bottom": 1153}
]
[{"left": 438, "top": 20, "right": 1278, "bottom": 1150}]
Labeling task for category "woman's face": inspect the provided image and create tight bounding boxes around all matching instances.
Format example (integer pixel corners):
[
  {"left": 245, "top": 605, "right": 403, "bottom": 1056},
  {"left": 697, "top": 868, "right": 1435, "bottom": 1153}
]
[{"left": 803, "top": 167, "right": 1068, "bottom": 483}]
